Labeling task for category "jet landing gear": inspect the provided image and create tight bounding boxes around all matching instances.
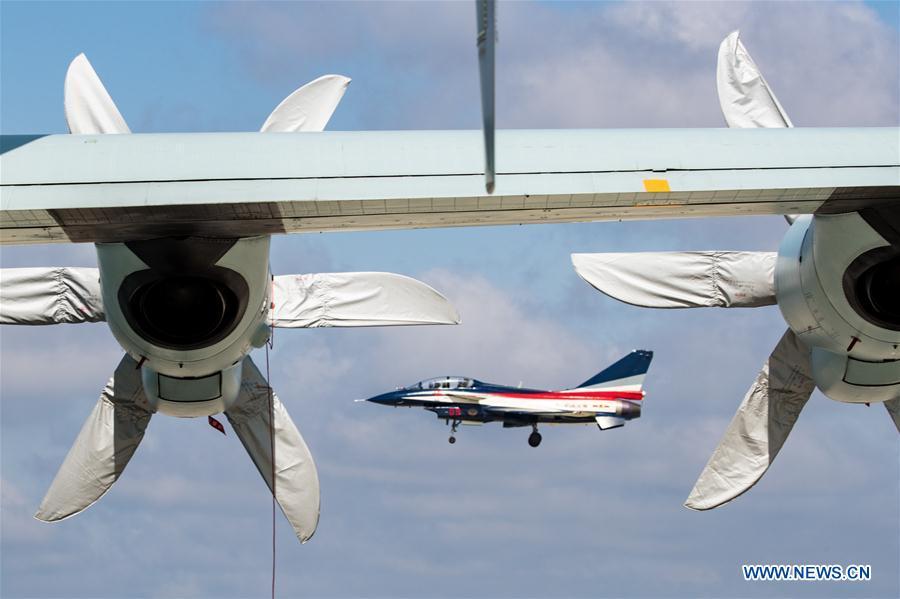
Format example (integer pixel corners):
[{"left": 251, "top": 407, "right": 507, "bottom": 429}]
[
  {"left": 448, "top": 418, "right": 460, "bottom": 444},
  {"left": 528, "top": 425, "right": 542, "bottom": 448}
]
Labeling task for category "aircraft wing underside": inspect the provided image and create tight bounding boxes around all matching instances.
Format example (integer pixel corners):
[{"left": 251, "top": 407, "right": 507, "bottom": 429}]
[
  {"left": 440, "top": 392, "right": 486, "bottom": 403},
  {"left": 481, "top": 406, "right": 567, "bottom": 416},
  {"left": 1, "top": 128, "right": 897, "bottom": 244}
]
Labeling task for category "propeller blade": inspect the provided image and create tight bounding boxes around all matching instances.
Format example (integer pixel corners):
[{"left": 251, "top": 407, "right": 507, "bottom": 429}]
[
  {"left": 684, "top": 329, "right": 815, "bottom": 510},
  {"left": 884, "top": 398, "right": 900, "bottom": 433},
  {"left": 476, "top": 0, "right": 496, "bottom": 193},
  {"left": 260, "top": 75, "right": 351, "bottom": 133},
  {"left": 1, "top": 267, "right": 103, "bottom": 325},
  {"left": 36, "top": 355, "right": 154, "bottom": 521},
  {"left": 225, "top": 357, "right": 320, "bottom": 543},
  {"left": 571, "top": 252, "right": 776, "bottom": 309},
  {"left": 270, "top": 272, "right": 460, "bottom": 328},
  {"left": 717, "top": 32, "right": 797, "bottom": 224},
  {"left": 64, "top": 53, "right": 131, "bottom": 134},
  {"left": 717, "top": 31, "right": 793, "bottom": 129}
]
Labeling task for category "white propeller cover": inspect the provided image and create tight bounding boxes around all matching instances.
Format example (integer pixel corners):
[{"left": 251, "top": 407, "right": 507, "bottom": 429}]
[
  {"left": 571, "top": 252, "right": 777, "bottom": 309},
  {"left": 717, "top": 31, "right": 793, "bottom": 129},
  {"left": 884, "top": 398, "right": 900, "bottom": 433},
  {"left": 0, "top": 268, "right": 460, "bottom": 328},
  {"left": 684, "top": 329, "right": 816, "bottom": 510},
  {"left": 35, "top": 355, "right": 154, "bottom": 521},
  {"left": 260, "top": 75, "right": 351, "bottom": 133},
  {"left": 225, "top": 356, "right": 319, "bottom": 542},
  {"left": 0, "top": 267, "right": 103, "bottom": 325},
  {"left": 270, "top": 272, "right": 460, "bottom": 327},
  {"left": 64, "top": 53, "right": 131, "bottom": 134}
]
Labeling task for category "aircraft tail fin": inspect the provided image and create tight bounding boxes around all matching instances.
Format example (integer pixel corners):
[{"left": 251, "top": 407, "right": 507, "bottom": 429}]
[{"left": 570, "top": 350, "right": 653, "bottom": 392}]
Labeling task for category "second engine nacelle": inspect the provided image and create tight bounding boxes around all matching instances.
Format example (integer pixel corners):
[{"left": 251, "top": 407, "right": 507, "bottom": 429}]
[
  {"left": 96, "top": 236, "right": 272, "bottom": 416},
  {"left": 775, "top": 210, "right": 900, "bottom": 403}
]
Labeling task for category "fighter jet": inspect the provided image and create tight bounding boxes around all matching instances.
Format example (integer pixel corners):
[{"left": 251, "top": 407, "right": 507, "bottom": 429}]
[{"left": 365, "top": 350, "right": 653, "bottom": 446}]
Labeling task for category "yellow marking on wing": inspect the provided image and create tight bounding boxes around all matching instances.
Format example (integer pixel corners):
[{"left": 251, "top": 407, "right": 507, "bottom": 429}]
[{"left": 643, "top": 179, "right": 671, "bottom": 192}]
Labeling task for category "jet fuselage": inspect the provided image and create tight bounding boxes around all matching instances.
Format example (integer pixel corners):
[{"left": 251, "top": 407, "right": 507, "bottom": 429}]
[{"left": 365, "top": 350, "right": 654, "bottom": 446}]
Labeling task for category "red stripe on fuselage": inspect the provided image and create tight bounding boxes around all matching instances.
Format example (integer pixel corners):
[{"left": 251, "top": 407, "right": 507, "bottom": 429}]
[
  {"left": 433, "top": 390, "right": 643, "bottom": 401},
  {"left": 494, "top": 391, "right": 643, "bottom": 401}
]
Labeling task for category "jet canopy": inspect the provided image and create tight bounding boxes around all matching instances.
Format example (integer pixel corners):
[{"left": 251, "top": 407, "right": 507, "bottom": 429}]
[{"left": 406, "top": 376, "right": 476, "bottom": 390}]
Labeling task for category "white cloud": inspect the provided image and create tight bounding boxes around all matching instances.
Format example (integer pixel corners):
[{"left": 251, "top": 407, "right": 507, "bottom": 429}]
[
  {"left": 208, "top": 1, "right": 898, "bottom": 129},
  {"left": 2, "top": 2, "right": 899, "bottom": 597}
]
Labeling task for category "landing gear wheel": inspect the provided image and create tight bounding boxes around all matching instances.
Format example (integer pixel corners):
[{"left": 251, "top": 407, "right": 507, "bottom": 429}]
[
  {"left": 528, "top": 432, "right": 542, "bottom": 447},
  {"left": 448, "top": 418, "right": 460, "bottom": 445}
]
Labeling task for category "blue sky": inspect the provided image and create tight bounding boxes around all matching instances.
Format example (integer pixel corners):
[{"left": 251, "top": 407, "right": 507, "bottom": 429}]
[{"left": 1, "top": 2, "right": 898, "bottom": 598}]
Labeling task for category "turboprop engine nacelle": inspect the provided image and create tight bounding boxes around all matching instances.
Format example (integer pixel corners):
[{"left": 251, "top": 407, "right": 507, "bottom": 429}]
[
  {"left": 96, "top": 236, "right": 272, "bottom": 417},
  {"left": 775, "top": 210, "right": 900, "bottom": 403}
]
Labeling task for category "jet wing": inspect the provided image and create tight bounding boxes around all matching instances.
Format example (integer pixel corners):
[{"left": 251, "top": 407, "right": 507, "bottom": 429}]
[
  {"left": 437, "top": 390, "right": 569, "bottom": 414},
  {"left": 481, "top": 405, "right": 567, "bottom": 416},
  {"left": 435, "top": 392, "right": 565, "bottom": 415},
  {"left": 440, "top": 391, "right": 488, "bottom": 404},
  {"left": 2, "top": 128, "right": 897, "bottom": 244}
]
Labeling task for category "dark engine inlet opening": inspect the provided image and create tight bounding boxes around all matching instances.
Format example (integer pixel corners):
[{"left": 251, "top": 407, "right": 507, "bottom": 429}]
[
  {"left": 855, "top": 255, "right": 900, "bottom": 329},
  {"left": 125, "top": 274, "right": 243, "bottom": 349}
]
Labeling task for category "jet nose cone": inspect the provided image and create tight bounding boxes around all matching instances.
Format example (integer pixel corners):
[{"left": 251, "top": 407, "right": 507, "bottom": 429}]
[{"left": 366, "top": 391, "right": 402, "bottom": 406}]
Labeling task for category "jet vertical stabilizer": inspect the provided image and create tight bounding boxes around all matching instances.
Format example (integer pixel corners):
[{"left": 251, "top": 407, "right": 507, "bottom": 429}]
[{"left": 570, "top": 350, "right": 654, "bottom": 392}]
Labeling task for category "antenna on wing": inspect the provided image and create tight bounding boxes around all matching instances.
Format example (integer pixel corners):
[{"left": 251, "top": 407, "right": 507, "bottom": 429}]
[{"left": 476, "top": 0, "right": 496, "bottom": 194}]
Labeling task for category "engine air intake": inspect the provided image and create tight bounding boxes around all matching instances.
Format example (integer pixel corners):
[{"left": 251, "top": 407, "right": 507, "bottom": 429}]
[
  {"left": 854, "top": 255, "right": 900, "bottom": 330},
  {"left": 132, "top": 276, "right": 237, "bottom": 346},
  {"left": 119, "top": 268, "right": 249, "bottom": 350}
]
